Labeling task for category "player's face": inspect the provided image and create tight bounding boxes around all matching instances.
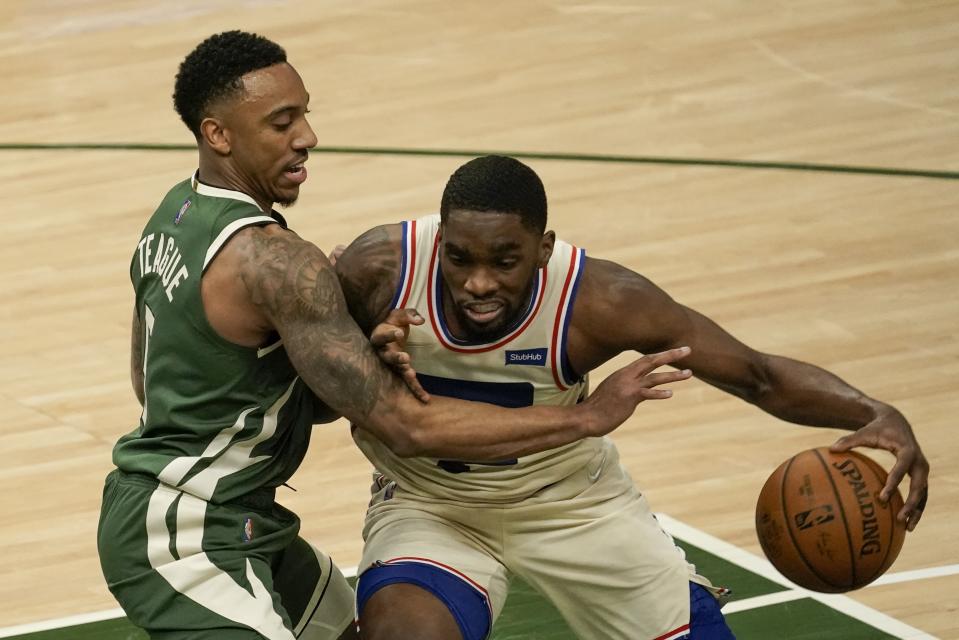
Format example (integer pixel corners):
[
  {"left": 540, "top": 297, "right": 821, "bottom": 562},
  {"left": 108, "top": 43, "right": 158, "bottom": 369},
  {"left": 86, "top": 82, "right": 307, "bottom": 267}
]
[
  {"left": 220, "top": 63, "right": 317, "bottom": 209},
  {"left": 439, "top": 210, "right": 554, "bottom": 341}
]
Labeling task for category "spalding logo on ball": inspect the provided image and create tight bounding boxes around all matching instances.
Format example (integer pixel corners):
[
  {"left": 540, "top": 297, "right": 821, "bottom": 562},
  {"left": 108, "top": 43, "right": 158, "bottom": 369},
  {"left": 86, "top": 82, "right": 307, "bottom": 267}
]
[{"left": 755, "top": 447, "right": 906, "bottom": 593}]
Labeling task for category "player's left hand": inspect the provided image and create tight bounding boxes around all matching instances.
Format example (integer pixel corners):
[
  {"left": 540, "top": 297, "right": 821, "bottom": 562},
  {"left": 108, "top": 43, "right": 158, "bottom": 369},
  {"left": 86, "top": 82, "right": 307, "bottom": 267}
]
[
  {"left": 830, "top": 408, "right": 930, "bottom": 531},
  {"left": 370, "top": 308, "right": 430, "bottom": 403}
]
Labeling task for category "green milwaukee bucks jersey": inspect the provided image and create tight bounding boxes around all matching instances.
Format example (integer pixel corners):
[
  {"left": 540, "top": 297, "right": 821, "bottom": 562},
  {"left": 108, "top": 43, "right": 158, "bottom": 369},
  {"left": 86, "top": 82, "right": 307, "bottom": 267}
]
[{"left": 113, "top": 174, "right": 321, "bottom": 503}]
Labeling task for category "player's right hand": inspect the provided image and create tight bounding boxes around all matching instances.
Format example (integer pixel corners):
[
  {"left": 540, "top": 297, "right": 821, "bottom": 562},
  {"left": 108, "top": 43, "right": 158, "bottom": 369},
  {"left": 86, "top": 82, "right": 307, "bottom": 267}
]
[
  {"left": 581, "top": 346, "right": 693, "bottom": 437},
  {"left": 829, "top": 408, "right": 930, "bottom": 531}
]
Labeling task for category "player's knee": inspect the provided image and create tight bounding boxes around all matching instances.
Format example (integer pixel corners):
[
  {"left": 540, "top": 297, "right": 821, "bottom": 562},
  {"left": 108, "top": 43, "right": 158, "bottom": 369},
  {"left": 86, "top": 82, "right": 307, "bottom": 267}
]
[
  {"left": 357, "top": 563, "right": 489, "bottom": 640},
  {"left": 360, "top": 584, "right": 460, "bottom": 640}
]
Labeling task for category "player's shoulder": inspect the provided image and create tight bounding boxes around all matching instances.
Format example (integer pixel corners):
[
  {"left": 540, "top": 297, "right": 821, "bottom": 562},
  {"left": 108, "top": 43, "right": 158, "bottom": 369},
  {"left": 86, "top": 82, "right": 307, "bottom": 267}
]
[
  {"left": 335, "top": 222, "right": 407, "bottom": 332},
  {"left": 578, "top": 256, "right": 663, "bottom": 302},
  {"left": 572, "top": 256, "right": 680, "bottom": 331},
  {"left": 566, "top": 256, "right": 688, "bottom": 364},
  {"left": 336, "top": 222, "right": 405, "bottom": 280},
  {"left": 213, "top": 219, "right": 316, "bottom": 282}
]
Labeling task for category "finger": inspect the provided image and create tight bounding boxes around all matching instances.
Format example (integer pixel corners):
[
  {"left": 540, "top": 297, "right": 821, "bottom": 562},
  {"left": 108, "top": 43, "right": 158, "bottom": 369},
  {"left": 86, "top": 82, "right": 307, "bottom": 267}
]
[
  {"left": 904, "top": 487, "right": 929, "bottom": 532},
  {"left": 641, "top": 369, "right": 692, "bottom": 388},
  {"left": 828, "top": 434, "right": 856, "bottom": 453},
  {"left": 329, "top": 244, "right": 347, "bottom": 265},
  {"left": 405, "top": 379, "right": 429, "bottom": 401},
  {"left": 639, "top": 388, "right": 674, "bottom": 400},
  {"left": 633, "top": 346, "right": 692, "bottom": 373},
  {"left": 880, "top": 460, "right": 908, "bottom": 505},
  {"left": 370, "top": 325, "right": 405, "bottom": 348},
  {"left": 403, "top": 369, "right": 431, "bottom": 403},
  {"left": 899, "top": 462, "right": 930, "bottom": 530},
  {"left": 829, "top": 429, "right": 881, "bottom": 453},
  {"left": 385, "top": 308, "right": 425, "bottom": 328},
  {"left": 377, "top": 348, "right": 410, "bottom": 367}
]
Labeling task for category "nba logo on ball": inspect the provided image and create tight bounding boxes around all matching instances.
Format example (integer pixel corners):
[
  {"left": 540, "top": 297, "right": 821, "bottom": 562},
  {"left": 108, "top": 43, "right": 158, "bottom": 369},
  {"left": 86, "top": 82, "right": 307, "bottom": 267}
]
[{"left": 755, "top": 447, "right": 906, "bottom": 592}]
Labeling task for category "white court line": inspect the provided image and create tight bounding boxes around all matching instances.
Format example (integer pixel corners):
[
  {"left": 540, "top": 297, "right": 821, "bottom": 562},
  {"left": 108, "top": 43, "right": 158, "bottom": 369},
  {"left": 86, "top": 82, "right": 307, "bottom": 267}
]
[
  {"left": 1, "top": 523, "right": 954, "bottom": 639},
  {"left": 722, "top": 589, "right": 807, "bottom": 614},
  {"left": 871, "top": 564, "right": 959, "bottom": 587},
  {"left": 0, "top": 609, "right": 126, "bottom": 639},
  {"left": 656, "top": 513, "right": 940, "bottom": 640}
]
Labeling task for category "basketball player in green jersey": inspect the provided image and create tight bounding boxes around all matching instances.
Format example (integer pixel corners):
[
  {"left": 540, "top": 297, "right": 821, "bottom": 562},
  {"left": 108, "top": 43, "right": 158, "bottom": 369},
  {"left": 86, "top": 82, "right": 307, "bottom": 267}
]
[
  {"left": 96, "top": 34, "right": 693, "bottom": 640},
  {"left": 333, "top": 156, "right": 930, "bottom": 640}
]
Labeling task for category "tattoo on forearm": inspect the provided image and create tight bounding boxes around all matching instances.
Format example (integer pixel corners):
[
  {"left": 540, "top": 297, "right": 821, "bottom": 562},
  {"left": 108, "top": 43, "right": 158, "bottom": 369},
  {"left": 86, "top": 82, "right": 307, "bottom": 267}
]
[{"left": 240, "top": 228, "right": 397, "bottom": 419}]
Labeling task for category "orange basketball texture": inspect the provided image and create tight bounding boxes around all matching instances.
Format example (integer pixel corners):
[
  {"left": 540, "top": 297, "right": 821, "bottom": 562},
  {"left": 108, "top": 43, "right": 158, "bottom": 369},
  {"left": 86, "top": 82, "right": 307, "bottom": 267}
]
[{"left": 755, "top": 447, "right": 906, "bottom": 593}]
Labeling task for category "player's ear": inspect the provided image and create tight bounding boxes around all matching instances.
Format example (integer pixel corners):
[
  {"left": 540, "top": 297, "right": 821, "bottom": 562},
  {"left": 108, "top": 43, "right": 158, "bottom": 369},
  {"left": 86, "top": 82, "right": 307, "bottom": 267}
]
[
  {"left": 199, "top": 117, "right": 231, "bottom": 156},
  {"left": 538, "top": 231, "right": 555, "bottom": 268}
]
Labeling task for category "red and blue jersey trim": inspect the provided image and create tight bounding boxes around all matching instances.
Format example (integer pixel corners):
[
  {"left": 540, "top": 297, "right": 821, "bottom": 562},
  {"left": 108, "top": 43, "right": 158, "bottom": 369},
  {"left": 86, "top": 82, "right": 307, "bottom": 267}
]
[
  {"left": 653, "top": 623, "right": 691, "bottom": 640},
  {"left": 426, "top": 236, "right": 547, "bottom": 353},
  {"left": 384, "top": 556, "right": 491, "bottom": 602},
  {"left": 389, "top": 219, "right": 417, "bottom": 310},
  {"left": 551, "top": 247, "right": 586, "bottom": 390}
]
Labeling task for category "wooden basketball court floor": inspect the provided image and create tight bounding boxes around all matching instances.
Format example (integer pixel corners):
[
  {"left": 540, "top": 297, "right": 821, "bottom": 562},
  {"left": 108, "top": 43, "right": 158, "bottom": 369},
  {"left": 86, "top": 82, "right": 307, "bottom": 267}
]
[{"left": 1, "top": 2, "right": 957, "bottom": 638}]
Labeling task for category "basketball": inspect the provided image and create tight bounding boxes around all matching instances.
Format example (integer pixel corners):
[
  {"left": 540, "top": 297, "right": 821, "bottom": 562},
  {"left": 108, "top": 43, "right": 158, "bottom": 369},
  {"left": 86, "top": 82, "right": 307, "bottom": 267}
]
[{"left": 755, "top": 447, "right": 906, "bottom": 593}]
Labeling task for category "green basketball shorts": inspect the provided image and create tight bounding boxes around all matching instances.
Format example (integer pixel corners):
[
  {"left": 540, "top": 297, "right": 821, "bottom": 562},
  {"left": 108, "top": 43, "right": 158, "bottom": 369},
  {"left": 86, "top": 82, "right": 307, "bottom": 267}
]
[{"left": 97, "top": 470, "right": 354, "bottom": 639}]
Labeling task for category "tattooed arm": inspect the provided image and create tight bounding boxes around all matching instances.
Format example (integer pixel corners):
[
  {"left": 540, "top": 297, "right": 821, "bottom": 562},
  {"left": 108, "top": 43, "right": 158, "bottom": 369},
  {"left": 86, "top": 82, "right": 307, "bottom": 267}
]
[{"left": 204, "top": 223, "right": 689, "bottom": 460}]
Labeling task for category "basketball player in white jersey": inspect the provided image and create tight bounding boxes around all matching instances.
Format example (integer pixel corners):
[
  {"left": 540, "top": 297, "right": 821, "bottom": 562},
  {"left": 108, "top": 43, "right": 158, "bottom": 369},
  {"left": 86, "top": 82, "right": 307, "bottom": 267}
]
[{"left": 334, "top": 155, "right": 930, "bottom": 640}]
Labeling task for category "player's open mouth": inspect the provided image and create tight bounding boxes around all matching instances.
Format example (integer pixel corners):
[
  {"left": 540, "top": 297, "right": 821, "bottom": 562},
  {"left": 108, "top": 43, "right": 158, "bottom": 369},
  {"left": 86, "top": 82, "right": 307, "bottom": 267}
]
[
  {"left": 283, "top": 162, "right": 308, "bottom": 185},
  {"left": 463, "top": 302, "right": 503, "bottom": 323}
]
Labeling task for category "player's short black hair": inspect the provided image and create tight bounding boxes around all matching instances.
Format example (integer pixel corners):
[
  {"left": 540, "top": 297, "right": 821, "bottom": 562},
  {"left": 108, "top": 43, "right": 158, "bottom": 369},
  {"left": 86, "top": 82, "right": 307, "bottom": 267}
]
[
  {"left": 173, "top": 30, "right": 287, "bottom": 137},
  {"left": 440, "top": 155, "right": 547, "bottom": 234}
]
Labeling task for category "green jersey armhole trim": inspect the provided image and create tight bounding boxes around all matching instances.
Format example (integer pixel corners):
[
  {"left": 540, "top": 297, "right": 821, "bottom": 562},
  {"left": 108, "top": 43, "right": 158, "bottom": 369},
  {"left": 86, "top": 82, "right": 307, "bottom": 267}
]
[{"left": 202, "top": 216, "right": 278, "bottom": 272}]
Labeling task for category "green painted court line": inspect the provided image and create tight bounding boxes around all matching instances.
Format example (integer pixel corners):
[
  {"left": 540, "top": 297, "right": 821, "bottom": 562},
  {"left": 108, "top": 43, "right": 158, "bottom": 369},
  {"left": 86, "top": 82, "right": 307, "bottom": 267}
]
[
  {"left": 3, "top": 142, "right": 958, "bottom": 181},
  {"left": 492, "top": 577, "right": 577, "bottom": 640},
  {"left": 680, "top": 539, "right": 784, "bottom": 601},
  {"left": 727, "top": 597, "right": 898, "bottom": 640}
]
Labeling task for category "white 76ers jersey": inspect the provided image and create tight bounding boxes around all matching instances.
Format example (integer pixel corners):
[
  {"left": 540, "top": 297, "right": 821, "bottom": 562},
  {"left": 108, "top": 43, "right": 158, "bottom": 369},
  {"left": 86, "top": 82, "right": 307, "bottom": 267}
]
[{"left": 353, "top": 214, "right": 612, "bottom": 503}]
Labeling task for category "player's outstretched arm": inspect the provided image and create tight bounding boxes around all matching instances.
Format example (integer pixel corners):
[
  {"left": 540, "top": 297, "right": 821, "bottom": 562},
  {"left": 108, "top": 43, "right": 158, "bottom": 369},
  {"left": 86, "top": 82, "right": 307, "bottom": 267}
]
[
  {"left": 573, "top": 257, "right": 929, "bottom": 530},
  {"left": 684, "top": 313, "right": 928, "bottom": 530},
  {"left": 233, "top": 225, "right": 690, "bottom": 461}
]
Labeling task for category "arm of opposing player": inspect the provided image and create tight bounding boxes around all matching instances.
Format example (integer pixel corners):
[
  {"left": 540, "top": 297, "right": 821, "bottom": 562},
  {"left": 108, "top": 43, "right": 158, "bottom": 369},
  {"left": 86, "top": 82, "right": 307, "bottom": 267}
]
[
  {"left": 574, "top": 258, "right": 929, "bottom": 530},
  {"left": 130, "top": 306, "right": 145, "bottom": 407},
  {"left": 238, "top": 225, "right": 688, "bottom": 460}
]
